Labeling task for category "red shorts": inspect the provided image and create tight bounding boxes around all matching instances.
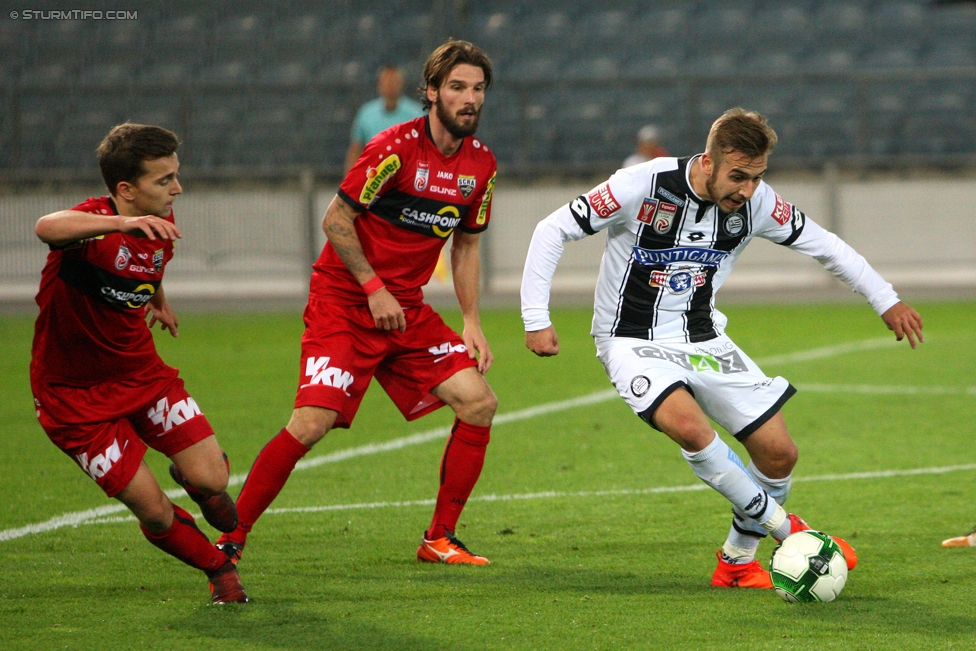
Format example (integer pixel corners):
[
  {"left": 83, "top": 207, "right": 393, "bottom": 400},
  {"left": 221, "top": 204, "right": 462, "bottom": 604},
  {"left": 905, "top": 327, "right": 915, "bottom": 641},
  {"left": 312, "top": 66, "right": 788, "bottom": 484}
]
[
  {"left": 296, "top": 298, "right": 478, "bottom": 428},
  {"left": 31, "top": 363, "right": 214, "bottom": 497}
]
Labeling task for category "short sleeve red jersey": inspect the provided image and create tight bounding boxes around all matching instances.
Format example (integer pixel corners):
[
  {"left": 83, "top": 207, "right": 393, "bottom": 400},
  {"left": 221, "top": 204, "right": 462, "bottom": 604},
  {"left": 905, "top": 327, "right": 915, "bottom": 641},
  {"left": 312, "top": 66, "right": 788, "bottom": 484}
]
[
  {"left": 30, "top": 196, "right": 176, "bottom": 385},
  {"left": 312, "top": 115, "right": 497, "bottom": 306}
]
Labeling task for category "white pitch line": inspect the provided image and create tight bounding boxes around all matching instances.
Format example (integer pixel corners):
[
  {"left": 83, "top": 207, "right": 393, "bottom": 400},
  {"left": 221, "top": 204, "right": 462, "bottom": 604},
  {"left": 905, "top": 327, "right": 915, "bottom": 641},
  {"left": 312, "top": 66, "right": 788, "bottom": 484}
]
[
  {"left": 0, "top": 336, "right": 935, "bottom": 543},
  {"left": 797, "top": 383, "right": 976, "bottom": 396},
  {"left": 73, "top": 462, "right": 976, "bottom": 525}
]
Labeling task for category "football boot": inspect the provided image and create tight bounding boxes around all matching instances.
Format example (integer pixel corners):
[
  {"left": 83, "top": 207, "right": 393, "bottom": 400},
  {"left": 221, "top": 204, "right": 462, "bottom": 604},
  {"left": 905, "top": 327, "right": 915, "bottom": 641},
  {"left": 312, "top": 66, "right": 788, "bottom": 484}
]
[
  {"left": 208, "top": 562, "right": 249, "bottom": 604},
  {"left": 417, "top": 531, "right": 490, "bottom": 565},
  {"left": 711, "top": 550, "right": 773, "bottom": 589}
]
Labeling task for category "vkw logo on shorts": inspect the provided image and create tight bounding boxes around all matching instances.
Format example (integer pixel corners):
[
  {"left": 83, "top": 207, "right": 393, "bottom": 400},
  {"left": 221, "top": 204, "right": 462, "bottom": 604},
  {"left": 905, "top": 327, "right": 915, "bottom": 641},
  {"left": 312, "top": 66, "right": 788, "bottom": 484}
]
[
  {"left": 148, "top": 396, "right": 203, "bottom": 433},
  {"left": 630, "top": 375, "right": 651, "bottom": 397},
  {"left": 76, "top": 439, "right": 122, "bottom": 480},
  {"left": 303, "top": 357, "right": 355, "bottom": 395},
  {"left": 429, "top": 342, "right": 467, "bottom": 363}
]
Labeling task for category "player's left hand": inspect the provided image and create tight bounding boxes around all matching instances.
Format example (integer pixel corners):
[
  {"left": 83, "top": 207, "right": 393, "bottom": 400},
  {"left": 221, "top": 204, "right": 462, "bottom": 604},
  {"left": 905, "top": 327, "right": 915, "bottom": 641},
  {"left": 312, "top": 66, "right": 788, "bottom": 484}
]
[
  {"left": 147, "top": 299, "right": 179, "bottom": 337},
  {"left": 462, "top": 323, "right": 493, "bottom": 374},
  {"left": 881, "top": 301, "right": 923, "bottom": 349}
]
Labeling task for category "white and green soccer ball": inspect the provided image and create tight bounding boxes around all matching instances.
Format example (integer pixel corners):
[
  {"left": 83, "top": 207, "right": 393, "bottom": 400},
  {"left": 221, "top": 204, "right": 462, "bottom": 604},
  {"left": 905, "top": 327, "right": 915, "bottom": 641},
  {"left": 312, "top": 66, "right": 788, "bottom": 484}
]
[{"left": 769, "top": 530, "right": 848, "bottom": 603}]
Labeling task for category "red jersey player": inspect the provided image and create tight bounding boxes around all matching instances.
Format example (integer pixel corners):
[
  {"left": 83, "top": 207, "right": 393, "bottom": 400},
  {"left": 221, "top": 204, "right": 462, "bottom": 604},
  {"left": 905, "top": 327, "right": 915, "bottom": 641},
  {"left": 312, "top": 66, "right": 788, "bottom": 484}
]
[
  {"left": 31, "top": 123, "right": 248, "bottom": 604},
  {"left": 217, "top": 40, "right": 499, "bottom": 569}
]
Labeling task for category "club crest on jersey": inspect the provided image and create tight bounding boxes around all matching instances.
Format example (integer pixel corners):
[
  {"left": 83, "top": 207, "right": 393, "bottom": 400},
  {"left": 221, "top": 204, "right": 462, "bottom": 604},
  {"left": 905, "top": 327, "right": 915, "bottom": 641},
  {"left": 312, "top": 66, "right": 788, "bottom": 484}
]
[
  {"left": 456, "top": 175, "right": 476, "bottom": 199},
  {"left": 650, "top": 268, "right": 707, "bottom": 295},
  {"left": 153, "top": 249, "right": 164, "bottom": 274},
  {"left": 723, "top": 212, "right": 745, "bottom": 236},
  {"left": 588, "top": 182, "right": 620, "bottom": 218},
  {"left": 115, "top": 244, "right": 131, "bottom": 270},
  {"left": 630, "top": 375, "right": 651, "bottom": 397},
  {"left": 414, "top": 161, "right": 429, "bottom": 192}
]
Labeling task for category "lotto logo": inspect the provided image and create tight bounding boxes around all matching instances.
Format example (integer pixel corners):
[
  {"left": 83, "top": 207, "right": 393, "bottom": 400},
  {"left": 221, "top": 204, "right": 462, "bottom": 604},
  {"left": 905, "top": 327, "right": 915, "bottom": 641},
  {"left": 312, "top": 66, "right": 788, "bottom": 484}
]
[
  {"left": 771, "top": 193, "right": 793, "bottom": 225},
  {"left": 303, "top": 357, "right": 354, "bottom": 394},
  {"left": 76, "top": 439, "right": 121, "bottom": 480},
  {"left": 587, "top": 182, "right": 620, "bottom": 218},
  {"left": 148, "top": 396, "right": 202, "bottom": 433},
  {"left": 429, "top": 342, "right": 467, "bottom": 362}
]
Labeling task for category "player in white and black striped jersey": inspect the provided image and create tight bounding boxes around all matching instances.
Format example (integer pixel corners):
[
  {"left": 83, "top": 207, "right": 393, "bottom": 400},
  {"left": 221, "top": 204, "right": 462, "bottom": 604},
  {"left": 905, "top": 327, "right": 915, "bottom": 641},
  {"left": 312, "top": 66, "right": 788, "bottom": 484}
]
[{"left": 521, "top": 108, "right": 924, "bottom": 588}]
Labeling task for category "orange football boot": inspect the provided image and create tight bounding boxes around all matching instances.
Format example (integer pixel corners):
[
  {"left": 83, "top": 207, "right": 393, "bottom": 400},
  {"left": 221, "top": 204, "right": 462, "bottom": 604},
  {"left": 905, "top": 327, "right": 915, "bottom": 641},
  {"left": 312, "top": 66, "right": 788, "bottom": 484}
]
[
  {"left": 942, "top": 531, "right": 976, "bottom": 547},
  {"left": 711, "top": 550, "right": 773, "bottom": 588},
  {"left": 417, "top": 531, "right": 490, "bottom": 565}
]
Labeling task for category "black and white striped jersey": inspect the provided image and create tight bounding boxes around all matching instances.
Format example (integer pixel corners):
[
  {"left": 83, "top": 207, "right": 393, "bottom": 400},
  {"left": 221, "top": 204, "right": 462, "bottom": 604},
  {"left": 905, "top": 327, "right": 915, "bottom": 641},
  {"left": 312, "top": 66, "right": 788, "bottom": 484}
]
[{"left": 521, "top": 155, "right": 899, "bottom": 342}]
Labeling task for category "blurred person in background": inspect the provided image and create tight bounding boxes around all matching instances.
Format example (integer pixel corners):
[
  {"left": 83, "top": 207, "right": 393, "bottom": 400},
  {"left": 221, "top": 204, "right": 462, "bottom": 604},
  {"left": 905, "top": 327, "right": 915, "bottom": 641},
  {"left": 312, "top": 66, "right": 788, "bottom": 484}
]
[
  {"left": 218, "top": 40, "right": 500, "bottom": 577},
  {"left": 623, "top": 124, "right": 669, "bottom": 168},
  {"left": 522, "top": 108, "right": 924, "bottom": 590},
  {"left": 30, "top": 123, "right": 247, "bottom": 604},
  {"left": 343, "top": 64, "right": 425, "bottom": 173}
]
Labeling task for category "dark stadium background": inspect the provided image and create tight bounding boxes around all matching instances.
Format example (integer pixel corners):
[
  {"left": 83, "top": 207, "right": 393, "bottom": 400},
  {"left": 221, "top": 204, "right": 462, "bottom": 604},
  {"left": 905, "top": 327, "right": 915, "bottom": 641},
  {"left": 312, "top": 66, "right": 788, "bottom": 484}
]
[{"left": 1, "top": 0, "right": 975, "bottom": 305}]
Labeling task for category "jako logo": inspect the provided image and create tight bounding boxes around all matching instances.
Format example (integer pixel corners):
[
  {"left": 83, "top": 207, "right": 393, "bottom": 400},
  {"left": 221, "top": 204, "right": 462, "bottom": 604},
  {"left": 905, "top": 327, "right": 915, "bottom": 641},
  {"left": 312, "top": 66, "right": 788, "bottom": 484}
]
[
  {"left": 429, "top": 342, "right": 467, "bottom": 362},
  {"left": 303, "top": 357, "right": 354, "bottom": 394},
  {"left": 148, "top": 396, "right": 202, "bottom": 433},
  {"left": 76, "top": 439, "right": 121, "bottom": 480}
]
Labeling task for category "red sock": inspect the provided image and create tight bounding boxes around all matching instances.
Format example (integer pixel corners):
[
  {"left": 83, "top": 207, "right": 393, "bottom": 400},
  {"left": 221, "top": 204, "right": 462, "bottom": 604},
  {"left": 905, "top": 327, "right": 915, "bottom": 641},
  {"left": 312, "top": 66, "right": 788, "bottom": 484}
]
[
  {"left": 222, "top": 428, "right": 310, "bottom": 546},
  {"left": 426, "top": 419, "right": 490, "bottom": 540},
  {"left": 141, "top": 504, "right": 227, "bottom": 575}
]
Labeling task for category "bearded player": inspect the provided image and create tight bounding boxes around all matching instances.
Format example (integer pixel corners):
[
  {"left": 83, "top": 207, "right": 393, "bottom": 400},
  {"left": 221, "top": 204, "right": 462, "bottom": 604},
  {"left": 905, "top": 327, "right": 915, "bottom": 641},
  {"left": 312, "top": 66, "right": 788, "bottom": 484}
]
[
  {"left": 217, "top": 40, "right": 498, "bottom": 568},
  {"left": 31, "top": 123, "right": 248, "bottom": 603}
]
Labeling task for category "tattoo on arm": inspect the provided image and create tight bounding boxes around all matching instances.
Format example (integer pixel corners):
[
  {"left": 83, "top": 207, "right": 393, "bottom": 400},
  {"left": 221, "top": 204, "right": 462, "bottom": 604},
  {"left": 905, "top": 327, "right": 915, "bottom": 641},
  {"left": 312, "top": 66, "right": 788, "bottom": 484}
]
[{"left": 323, "top": 200, "right": 375, "bottom": 280}]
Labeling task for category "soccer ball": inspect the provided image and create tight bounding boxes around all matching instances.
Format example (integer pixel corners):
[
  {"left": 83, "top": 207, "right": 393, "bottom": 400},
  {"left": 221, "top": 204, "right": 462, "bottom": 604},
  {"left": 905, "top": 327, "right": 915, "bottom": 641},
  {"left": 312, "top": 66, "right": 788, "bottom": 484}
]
[{"left": 769, "top": 530, "right": 848, "bottom": 603}]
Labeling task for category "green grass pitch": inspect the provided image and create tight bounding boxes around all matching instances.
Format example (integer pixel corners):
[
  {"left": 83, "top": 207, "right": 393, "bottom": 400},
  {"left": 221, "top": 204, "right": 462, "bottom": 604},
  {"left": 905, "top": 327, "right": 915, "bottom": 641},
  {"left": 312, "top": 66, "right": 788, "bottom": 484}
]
[{"left": 1, "top": 302, "right": 974, "bottom": 650}]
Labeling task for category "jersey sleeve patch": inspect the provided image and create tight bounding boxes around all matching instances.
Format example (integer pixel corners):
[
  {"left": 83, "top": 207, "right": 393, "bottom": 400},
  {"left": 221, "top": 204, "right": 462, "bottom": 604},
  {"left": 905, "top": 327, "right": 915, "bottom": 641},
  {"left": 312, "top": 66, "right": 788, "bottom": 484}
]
[
  {"left": 771, "top": 193, "right": 792, "bottom": 225},
  {"left": 587, "top": 182, "right": 621, "bottom": 218},
  {"left": 569, "top": 195, "right": 597, "bottom": 235},
  {"left": 358, "top": 153, "right": 401, "bottom": 206}
]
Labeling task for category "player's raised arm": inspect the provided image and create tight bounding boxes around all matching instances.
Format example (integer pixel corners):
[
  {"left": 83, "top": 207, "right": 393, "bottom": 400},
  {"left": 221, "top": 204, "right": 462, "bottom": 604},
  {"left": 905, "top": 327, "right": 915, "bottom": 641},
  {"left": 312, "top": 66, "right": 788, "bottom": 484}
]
[
  {"left": 322, "top": 195, "right": 406, "bottom": 333},
  {"left": 35, "top": 210, "right": 181, "bottom": 247}
]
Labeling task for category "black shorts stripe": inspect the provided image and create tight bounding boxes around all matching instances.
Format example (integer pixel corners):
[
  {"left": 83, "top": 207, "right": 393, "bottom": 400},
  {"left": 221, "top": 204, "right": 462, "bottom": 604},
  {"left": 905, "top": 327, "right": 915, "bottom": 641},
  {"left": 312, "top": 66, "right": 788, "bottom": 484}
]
[
  {"left": 734, "top": 383, "right": 798, "bottom": 441},
  {"left": 637, "top": 381, "right": 692, "bottom": 431}
]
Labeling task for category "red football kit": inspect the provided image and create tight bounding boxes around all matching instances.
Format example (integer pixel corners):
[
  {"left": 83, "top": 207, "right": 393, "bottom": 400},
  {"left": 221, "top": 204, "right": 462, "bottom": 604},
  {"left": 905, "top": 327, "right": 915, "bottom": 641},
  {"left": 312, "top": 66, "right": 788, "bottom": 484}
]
[
  {"left": 31, "top": 196, "right": 213, "bottom": 497},
  {"left": 296, "top": 116, "right": 498, "bottom": 426}
]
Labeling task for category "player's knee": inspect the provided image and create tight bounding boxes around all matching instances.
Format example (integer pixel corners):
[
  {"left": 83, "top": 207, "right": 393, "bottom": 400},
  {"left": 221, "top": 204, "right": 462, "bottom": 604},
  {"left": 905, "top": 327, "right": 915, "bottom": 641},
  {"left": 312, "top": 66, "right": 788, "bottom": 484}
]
[
  {"left": 286, "top": 408, "right": 335, "bottom": 447},
  {"left": 455, "top": 387, "right": 497, "bottom": 426},
  {"left": 138, "top": 496, "right": 175, "bottom": 532},
  {"left": 176, "top": 454, "right": 230, "bottom": 496},
  {"left": 661, "top": 414, "right": 713, "bottom": 452}
]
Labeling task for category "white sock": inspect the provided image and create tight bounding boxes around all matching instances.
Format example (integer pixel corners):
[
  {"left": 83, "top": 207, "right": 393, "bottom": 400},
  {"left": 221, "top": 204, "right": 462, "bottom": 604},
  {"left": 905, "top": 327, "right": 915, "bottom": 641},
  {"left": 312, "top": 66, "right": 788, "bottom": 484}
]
[
  {"left": 682, "top": 434, "right": 779, "bottom": 528},
  {"left": 724, "top": 462, "right": 795, "bottom": 559}
]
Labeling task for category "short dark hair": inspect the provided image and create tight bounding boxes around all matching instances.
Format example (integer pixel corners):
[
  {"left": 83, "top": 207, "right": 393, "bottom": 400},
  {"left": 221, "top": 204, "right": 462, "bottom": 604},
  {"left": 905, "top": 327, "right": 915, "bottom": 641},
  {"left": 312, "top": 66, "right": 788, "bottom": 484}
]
[
  {"left": 705, "top": 108, "right": 778, "bottom": 161},
  {"left": 420, "top": 39, "right": 492, "bottom": 110},
  {"left": 97, "top": 123, "right": 180, "bottom": 196}
]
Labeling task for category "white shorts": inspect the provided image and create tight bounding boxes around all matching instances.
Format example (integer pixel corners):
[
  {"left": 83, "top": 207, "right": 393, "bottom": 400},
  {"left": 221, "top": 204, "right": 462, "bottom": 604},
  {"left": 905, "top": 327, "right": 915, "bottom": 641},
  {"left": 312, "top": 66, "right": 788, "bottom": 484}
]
[{"left": 595, "top": 335, "right": 795, "bottom": 440}]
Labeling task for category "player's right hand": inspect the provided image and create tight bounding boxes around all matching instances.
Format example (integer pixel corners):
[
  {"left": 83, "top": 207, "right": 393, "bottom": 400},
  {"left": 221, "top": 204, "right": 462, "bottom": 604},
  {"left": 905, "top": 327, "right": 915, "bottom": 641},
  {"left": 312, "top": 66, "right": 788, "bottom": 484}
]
[
  {"left": 526, "top": 326, "right": 559, "bottom": 357},
  {"left": 368, "top": 287, "right": 406, "bottom": 333},
  {"left": 119, "top": 215, "right": 182, "bottom": 241}
]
